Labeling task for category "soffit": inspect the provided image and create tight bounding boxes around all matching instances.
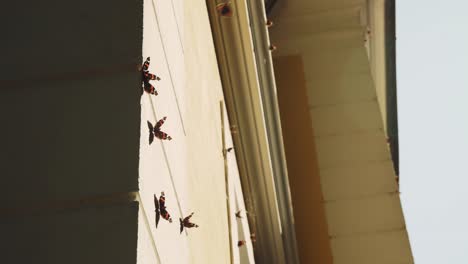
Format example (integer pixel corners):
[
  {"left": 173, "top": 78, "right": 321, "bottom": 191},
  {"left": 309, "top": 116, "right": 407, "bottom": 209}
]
[{"left": 270, "top": 2, "right": 413, "bottom": 263}]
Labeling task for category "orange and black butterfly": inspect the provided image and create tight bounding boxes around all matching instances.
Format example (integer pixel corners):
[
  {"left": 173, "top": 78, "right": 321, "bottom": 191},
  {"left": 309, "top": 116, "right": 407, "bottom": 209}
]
[
  {"left": 147, "top": 117, "right": 172, "bottom": 145},
  {"left": 158, "top": 192, "right": 172, "bottom": 223},
  {"left": 142, "top": 57, "right": 161, "bottom": 95}
]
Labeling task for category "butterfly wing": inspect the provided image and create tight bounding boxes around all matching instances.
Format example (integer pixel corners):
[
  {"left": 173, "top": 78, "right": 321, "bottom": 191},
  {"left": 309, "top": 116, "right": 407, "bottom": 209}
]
[
  {"left": 149, "top": 132, "right": 154, "bottom": 145},
  {"left": 154, "top": 194, "right": 160, "bottom": 228},
  {"left": 147, "top": 121, "right": 154, "bottom": 131},
  {"left": 148, "top": 121, "right": 155, "bottom": 144}
]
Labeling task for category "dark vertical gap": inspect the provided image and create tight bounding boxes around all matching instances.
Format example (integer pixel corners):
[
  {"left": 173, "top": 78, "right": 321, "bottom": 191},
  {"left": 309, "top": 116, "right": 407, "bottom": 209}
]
[{"left": 385, "top": 0, "right": 399, "bottom": 176}]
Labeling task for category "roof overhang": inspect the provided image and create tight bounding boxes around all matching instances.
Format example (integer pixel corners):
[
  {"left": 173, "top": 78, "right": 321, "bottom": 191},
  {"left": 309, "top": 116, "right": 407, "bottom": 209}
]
[
  {"left": 365, "top": 0, "right": 399, "bottom": 175},
  {"left": 269, "top": 0, "right": 413, "bottom": 262}
]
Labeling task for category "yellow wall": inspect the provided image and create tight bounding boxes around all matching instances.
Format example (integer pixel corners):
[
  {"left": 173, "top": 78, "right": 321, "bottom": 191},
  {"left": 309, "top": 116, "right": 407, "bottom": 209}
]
[{"left": 274, "top": 55, "right": 333, "bottom": 264}]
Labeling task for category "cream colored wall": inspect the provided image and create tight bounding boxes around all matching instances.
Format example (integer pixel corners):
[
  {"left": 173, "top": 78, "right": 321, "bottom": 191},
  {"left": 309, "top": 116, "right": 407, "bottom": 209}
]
[
  {"left": 137, "top": 0, "right": 234, "bottom": 263},
  {"left": 274, "top": 55, "right": 334, "bottom": 264},
  {"left": 138, "top": 0, "right": 258, "bottom": 260},
  {"left": 366, "top": 0, "right": 388, "bottom": 132},
  {"left": 272, "top": 0, "right": 389, "bottom": 132},
  {"left": 270, "top": 1, "right": 413, "bottom": 263}
]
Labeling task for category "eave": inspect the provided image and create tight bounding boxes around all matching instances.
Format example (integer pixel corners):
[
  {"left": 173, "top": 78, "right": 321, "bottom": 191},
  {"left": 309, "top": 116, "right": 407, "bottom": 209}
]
[{"left": 206, "top": 0, "right": 298, "bottom": 263}]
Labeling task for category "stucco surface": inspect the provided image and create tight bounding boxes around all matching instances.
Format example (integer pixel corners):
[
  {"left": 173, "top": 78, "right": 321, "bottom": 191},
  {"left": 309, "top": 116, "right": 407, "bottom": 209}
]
[{"left": 137, "top": 0, "right": 254, "bottom": 263}]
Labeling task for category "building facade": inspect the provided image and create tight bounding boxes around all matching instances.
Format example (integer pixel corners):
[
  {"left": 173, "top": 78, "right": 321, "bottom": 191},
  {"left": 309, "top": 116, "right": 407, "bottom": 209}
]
[{"left": 1, "top": 0, "right": 411, "bottom": 263}]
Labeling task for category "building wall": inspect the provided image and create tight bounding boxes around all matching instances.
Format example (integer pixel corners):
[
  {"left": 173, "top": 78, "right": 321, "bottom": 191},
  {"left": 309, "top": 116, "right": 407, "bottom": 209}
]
[
  {"left": 137, "top": 0, "right": 232, "bottom": 262},
  {"left": 138, "top": 0, "right": 256, "bottom": 263},
  {"left": 366, "top": 0, "right": 388, "bottom": 132},
  {"left": 274, "top": 55, "right": 334, "bottom": 264},
  {"left": 0, "top": 0, "right": 143, "bottom": 262},
  {"left": 1, "top": 0, "right": 255, "bottom": 263},
  {"left": 269, "top": 1, "right": 413, "bottom": 263}
]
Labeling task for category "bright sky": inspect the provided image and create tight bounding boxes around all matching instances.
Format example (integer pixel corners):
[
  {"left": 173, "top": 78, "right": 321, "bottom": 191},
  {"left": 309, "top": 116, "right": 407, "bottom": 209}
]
[{"left": 397, "top": 1, "right": 468, "bottom": 263}]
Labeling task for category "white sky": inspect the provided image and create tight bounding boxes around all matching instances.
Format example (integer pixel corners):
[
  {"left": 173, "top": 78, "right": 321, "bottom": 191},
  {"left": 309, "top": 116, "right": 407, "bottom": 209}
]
[{"left": 397, "top": 1, "right": 468, "bottom": 263}]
